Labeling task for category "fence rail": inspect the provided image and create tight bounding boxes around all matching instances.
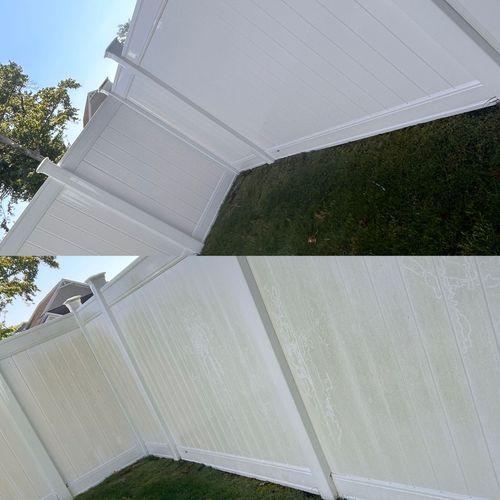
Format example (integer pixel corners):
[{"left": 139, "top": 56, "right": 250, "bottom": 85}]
[{"left": 1, "top": 256, "right": 499, "bottom": 500}]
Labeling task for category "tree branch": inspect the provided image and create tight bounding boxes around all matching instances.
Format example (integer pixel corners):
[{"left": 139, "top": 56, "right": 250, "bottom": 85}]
[{"left": 0, "top": 133, "right": 44, "bottom": 162}]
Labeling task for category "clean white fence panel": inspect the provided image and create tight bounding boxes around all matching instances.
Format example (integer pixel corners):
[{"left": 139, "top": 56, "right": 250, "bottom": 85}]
[
  {"left": 136, "top": 0, "right": 497, "bottom": 163},
  {"left": 0, "top": 97, "right": 231, "bottom": 255},
  {"left": 2, "top": 0, "right": 500, "bottom": 255},
  {"left": 75, "top": 105, "right": 225, "bottom": 234},
  {"left": 126, "top": 75, "right": 258, "bottom": 167},
  {"left": 4, "top": 180, "right": 201, "bottom": 256}
]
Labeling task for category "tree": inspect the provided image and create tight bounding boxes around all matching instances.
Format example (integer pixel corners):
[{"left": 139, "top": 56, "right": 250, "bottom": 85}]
[
  {"left": 0, "top": 324, "right": 16, "bottom": 341},
  {"left": 0, "top": 62, "right": 80, "bottom": 230},
  {"left": 117, "top": 20, "right": 130, "bottom": 44},
  {"left": 0, "top": 256, "right": 59, "bottom": 339}
]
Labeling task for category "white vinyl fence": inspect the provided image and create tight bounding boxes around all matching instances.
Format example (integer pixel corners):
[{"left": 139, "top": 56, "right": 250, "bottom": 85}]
[
  {"left": 1, "top": 256, "right": 499, "bottom": 500},
  {"left": 1, "top": 0, "right": 500, "bottom": 255}
]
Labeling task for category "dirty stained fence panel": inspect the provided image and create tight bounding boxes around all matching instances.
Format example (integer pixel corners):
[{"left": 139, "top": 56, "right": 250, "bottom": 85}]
[
  {"left": 248, "top": 256, "right": 500, "bottom": 500},
  {"left": 1, "top": 0, "right": 500, "bottom": 255},
  {"left": 104, "top": 257, "right": 322, "bottom": 494},
  {"left": 1, "top": 256, "right": 500, "bottom": 500},
  {"left": 0, "top": 316, "right": 144, "bottom": 497}
]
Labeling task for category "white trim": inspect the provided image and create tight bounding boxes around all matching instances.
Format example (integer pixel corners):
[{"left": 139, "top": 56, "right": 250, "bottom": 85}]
[
  {"left": 193, "top": 170, "right": 237, "bottom": 241},
  {"left": 101, "top": 256, "right": 186, "bottom": 306},
  {"left": 145, "top": 441, "right": 174, "bottom": 458},
  {"left": 105, "top": 39, "right": 275, "bottom": 165},
  {"left": 233, "top": 154, "right": 265, "bottom": 173},
  {"left": 178, "top": 446, "right": 319, "bottom": 495},
  {"left": 334, "top": 473, "right": 487, "bottom": 500},
  {"left": 122, "top": 0, "right": 167, "bottom": 66},
  {"left": 0, "top": 315, "right": 78, "bottom": 360},
  {"left": 37, "top": 159, "right": 202, "bottom": 255},
  {"left": 0, "top": 179, "right": 62, "bottom": 255},
  {"left": 113, "top": 0, "right": 167, "bottom": 98},
  {"left": 272, "top": 82, "right": 493, "bottom": 160},
  {"left": 43, "top": 312, "right": 64, "bottom": 322},
  {"left": 68, "top": 445, "right": 144, "bottom": 495},
  {"left": 121, "top": 0, "right": 165, "bottom": 63},
  {"left": 74, "top": 296, "right": 101, "bottom": 324}
]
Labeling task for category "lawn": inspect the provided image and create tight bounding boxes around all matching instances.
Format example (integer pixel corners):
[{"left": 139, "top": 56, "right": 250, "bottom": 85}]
[
  {"left": 203, "top": 104, "right": 500, "bottom": 255},
  {"left": 76, "top": 457, "right": 322, "bottom": 500}
]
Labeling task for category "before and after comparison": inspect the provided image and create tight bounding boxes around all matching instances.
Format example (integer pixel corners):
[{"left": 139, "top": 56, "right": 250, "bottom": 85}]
[{"left": 0, "top": 1, "right": 500, "bottom": 500}]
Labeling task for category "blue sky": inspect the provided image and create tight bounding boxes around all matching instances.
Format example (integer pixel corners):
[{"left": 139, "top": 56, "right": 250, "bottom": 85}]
[
  {"left": 3, "top": 256, "right": 138, "bottom": 326},
  {"left": 1, "top": 0, "right": 137, "bottom": 143},
  {"left": 1, "top": 0, "right": 137, "bottom": 231}
]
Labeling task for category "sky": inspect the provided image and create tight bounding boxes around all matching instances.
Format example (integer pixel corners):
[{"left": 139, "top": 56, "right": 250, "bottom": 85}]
[
  {"left": 3, "top": 256, "right": 138, "bottom": 327},
  {"left": 1, "top": 0, "right": 137, "bottom": 143},
  {"left": 0, "top": 0, "right": 137, "bottom": 233}
]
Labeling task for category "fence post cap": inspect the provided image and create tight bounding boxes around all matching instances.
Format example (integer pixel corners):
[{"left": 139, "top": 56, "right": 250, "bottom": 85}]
[
  {"left": 64, "top": 295, "right": 83, "bottom": 313},
  {"left": 36, "top": 157, "right": 58, "bottom": 174},
  {"left": 86, "top": 272, "right": 107, "bottom": 290}
]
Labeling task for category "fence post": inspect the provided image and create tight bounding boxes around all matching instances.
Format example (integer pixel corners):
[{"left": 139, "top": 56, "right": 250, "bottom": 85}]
[
  {"left": 64, "top": 296, "right": 148, "bottom": 458},
  {"left": 237, "top": 257, "right": 339, "bottom": 500},
  {"left": 105, "top": 37, "right": 275, "bottom": 165},
  {"left": 86, "top": 272, "right": 181, "bottom": 460},
  {"left": 0, "top": 366, "right": 73, "bottom": 499}
]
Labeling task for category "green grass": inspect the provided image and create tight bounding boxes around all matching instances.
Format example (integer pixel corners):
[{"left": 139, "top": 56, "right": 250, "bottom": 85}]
[
  {"left": 203, "top": 105, "right": 500, "bottom": 255},
  {"left": 76, "top": 457, "right": 323, "bottom": 500}
]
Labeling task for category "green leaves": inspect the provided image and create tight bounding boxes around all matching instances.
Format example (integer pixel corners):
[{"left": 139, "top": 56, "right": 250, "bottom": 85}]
[
  {"left": 117, "top": 20, "right": 130, "bottom": 44},
  {"left": 0, "top": 324, "right": 17, "bottom": 340},
  {"left": 0, "top": 62, "right": 80, "bottom": 229},
  {"left": 0, "top": 256, "right": 59, "bottom": 338}
]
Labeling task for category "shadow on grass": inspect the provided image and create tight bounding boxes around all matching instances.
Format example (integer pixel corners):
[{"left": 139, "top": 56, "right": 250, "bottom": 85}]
[
  {"left": 76, "top": 457, "right": 327, "bottom": 500},
  {"left": 203, "top": 105, "right": 500, "bottom": 255}
]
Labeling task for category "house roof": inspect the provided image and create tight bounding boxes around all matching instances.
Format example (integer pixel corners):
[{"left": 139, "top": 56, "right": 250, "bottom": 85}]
[
  {"left": 47, "top": 292, "right": 93, "bottom": 316},
  {"left": 83, "top": 78, "right": 112, "bottom": 127},
  {"left": 22, "top": 280, "right": 93, "bottom": 331}
]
